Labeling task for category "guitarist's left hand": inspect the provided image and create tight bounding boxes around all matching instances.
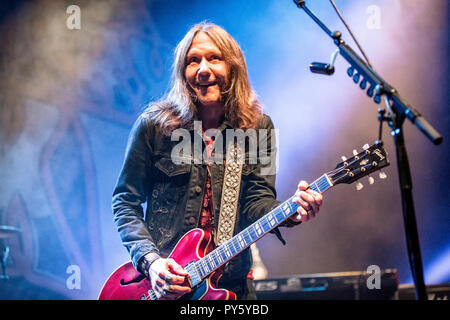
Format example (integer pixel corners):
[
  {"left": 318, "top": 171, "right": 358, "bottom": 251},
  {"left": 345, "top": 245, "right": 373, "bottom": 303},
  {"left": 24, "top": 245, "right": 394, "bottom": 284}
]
[{"left": 290, "top": 181, "right": 323, "bottom": 223}]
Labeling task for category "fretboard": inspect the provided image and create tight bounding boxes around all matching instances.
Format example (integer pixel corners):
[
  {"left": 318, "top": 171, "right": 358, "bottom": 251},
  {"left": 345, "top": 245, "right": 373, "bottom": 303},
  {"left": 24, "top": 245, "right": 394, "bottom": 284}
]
[{"left": 191, "top": 173, "right": 333, "bottom": 285}]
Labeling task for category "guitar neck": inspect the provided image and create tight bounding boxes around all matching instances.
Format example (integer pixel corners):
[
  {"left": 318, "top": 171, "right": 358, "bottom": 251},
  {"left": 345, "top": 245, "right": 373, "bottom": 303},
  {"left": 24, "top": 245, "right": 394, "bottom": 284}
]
[{"left": 192, "top": 173, "right": 334, "bottom": 283}]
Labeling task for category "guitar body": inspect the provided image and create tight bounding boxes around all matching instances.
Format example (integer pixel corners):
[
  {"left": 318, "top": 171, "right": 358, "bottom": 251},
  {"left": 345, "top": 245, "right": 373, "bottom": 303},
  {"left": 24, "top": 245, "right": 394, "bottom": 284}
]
[{"left": 98, "top": 229, "right": 237, "bottom": 300}]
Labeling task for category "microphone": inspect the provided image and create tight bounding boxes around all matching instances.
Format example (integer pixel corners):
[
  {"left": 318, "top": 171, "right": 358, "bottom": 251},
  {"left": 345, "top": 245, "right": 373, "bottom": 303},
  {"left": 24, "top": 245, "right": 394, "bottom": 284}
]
[
  {"left": 310, "top": 49, "right": 339, "bottom": 76},
  {"left": 309, "top": 62, "right": 334, "bottom": 75}
]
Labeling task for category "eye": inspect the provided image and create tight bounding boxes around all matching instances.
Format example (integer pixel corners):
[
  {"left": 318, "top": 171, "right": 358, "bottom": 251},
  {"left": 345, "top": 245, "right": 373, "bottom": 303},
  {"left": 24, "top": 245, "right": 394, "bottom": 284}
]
[
  {"left": 187, "top": 56, "right": 200, "bottom": 64},
  {"left": 210, "top": 55, "right": 222, "bottom": 61}
]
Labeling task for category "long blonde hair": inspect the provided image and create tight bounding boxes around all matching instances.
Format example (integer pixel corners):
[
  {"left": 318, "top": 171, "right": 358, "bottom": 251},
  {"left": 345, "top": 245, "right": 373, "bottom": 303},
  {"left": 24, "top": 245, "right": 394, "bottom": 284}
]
[{"left": 143, "top": 22, "right": 263, "bottom": 135}]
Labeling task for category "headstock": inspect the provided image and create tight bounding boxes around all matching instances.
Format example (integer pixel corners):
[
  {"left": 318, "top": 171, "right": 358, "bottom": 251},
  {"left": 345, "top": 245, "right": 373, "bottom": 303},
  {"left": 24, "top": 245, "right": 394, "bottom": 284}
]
[{"left": 328, "top": 141, "right": 389, "bottom": 188}]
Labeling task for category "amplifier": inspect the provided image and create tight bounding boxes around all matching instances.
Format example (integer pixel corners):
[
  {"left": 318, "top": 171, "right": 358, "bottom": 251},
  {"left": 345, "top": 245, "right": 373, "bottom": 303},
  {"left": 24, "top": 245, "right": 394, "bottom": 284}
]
[
  {"left": 253, "top": 269, "right": 398, "bottom": 300},
  {"left": 397, "top": 283, "right": 450, "bottom": 300}
]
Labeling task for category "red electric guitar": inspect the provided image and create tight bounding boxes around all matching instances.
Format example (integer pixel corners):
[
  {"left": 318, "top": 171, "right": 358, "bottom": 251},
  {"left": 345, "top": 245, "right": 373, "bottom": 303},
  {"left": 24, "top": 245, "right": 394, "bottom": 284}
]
[{"left": 99, "top": 142, "right": 389, "bottom": 300}]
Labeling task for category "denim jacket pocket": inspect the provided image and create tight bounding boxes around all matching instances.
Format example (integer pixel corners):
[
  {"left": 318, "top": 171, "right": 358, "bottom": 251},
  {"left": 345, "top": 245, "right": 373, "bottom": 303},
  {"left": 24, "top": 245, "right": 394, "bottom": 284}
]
[{"left": 155, "top": 157, "right": 191, "bottom": 176}]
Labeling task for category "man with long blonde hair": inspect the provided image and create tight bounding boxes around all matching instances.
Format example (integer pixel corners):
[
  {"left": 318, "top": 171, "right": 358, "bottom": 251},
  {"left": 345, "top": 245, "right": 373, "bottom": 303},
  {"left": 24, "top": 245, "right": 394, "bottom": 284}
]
[{"left": 112, "top": 22, "right": 323, "bottom": 300}]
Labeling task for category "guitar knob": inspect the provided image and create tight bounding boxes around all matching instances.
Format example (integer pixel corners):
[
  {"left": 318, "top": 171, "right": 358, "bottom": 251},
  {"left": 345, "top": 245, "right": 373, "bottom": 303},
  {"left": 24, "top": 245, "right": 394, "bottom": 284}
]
[
  {"left": 368, "top": 176, "right": 375, "bottom": 184},
  {"left": 379, "top": 171, "right": 387, "bottom": 179},
  {"left": 356, "top": 182, "right": 364, "bottom": 191}
]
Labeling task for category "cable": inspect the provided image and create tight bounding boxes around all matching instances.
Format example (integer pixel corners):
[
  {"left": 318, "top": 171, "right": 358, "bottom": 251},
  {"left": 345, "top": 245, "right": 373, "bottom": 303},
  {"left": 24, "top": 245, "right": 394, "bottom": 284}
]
[{"left": 329, "top": 0, "right": 375, "bottom": 71}]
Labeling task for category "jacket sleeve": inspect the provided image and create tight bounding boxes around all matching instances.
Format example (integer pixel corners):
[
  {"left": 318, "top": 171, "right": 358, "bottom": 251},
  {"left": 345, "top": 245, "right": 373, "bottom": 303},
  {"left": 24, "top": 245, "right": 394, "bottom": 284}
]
[
  {"left": 112, "top": 115, "right": 160, "bottom": 270},
  {"left": 239, "top": 115, "right": 298, "bottom": 244}
]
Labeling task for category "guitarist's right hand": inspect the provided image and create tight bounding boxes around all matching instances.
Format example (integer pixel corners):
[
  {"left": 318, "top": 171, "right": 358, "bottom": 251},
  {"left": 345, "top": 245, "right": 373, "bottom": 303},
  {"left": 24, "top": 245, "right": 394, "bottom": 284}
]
[{"left": 147, "top": 257, "right": 192, "bottom": 300}]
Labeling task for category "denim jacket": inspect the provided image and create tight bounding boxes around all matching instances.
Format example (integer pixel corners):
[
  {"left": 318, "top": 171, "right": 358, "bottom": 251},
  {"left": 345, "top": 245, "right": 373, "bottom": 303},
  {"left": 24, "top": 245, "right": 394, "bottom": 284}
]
[{"left": 112, "top": 112, "right": 295, "bottom": 290}]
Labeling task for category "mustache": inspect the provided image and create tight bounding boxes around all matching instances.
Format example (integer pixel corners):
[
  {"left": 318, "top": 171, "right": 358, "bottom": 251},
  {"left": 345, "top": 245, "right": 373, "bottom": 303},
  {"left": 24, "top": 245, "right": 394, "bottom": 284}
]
[{"left": 187, "top": 79, "right": 231, "bottom": 97}]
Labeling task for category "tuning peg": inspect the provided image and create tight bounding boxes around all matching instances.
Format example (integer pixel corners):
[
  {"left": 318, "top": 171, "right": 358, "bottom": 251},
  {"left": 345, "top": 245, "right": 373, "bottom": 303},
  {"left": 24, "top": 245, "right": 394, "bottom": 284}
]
[
  {"left": 356, "top": 182, "right": 364, "bottom": 191},
  {"left": 368, "top": 176, "right": 375, "bottom": 184},
  {"left": 353, "top": 149, "right": 358, "bottom": 156},
  {"left": 379, "top": 171, "right": 387, "bottom": 179},
  {"left": 363, "top": 144, "right": 370, "bottom": 150},
  {"left": 341, "top": 155, "right": 347, "bottom": 161}
]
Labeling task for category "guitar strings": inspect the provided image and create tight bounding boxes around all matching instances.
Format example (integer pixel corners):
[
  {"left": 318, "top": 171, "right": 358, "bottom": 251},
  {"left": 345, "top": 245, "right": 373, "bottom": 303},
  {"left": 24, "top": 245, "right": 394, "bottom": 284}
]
[{"left": 194, "top": 152, "right": 370, "bottom": 281}]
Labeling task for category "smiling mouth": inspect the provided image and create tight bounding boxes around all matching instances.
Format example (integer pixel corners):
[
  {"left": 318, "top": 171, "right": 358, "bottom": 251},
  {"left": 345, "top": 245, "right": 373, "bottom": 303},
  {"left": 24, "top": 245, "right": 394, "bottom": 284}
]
[{"left": 197, "top": 82, "right": 217, "bottom": 89}]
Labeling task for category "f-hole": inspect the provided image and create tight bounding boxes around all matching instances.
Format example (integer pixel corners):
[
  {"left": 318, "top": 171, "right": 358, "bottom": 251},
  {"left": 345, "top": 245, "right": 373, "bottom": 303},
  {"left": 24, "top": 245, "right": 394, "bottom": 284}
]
[{"left": 120, "top": 274, "right": 146, "bottom": 286}]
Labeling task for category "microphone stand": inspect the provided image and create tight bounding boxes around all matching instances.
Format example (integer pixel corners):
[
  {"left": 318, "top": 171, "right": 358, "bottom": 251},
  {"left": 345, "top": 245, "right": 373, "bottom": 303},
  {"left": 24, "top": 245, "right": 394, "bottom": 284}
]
[{"left": 293, "top": 0, "right": 443, "bottom": 300}]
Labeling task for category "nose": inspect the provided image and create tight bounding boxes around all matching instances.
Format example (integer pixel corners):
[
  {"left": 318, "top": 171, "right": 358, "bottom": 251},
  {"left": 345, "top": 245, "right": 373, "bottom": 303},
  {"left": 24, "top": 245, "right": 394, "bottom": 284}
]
[{"left": 198, "top": 58, "right": 211, "bottom": 81}]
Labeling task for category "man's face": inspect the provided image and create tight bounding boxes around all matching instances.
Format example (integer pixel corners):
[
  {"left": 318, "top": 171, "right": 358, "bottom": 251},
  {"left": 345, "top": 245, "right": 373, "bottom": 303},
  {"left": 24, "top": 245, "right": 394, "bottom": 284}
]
[{"left": 185, "top": 32, "right": 231, "bottom": 108}]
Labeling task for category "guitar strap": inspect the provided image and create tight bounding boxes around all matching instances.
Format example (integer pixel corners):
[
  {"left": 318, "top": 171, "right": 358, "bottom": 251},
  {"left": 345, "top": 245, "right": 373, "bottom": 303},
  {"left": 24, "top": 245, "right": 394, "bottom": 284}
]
[{"left": 215, "top": 142, "right": 243, "bottom": 246}]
